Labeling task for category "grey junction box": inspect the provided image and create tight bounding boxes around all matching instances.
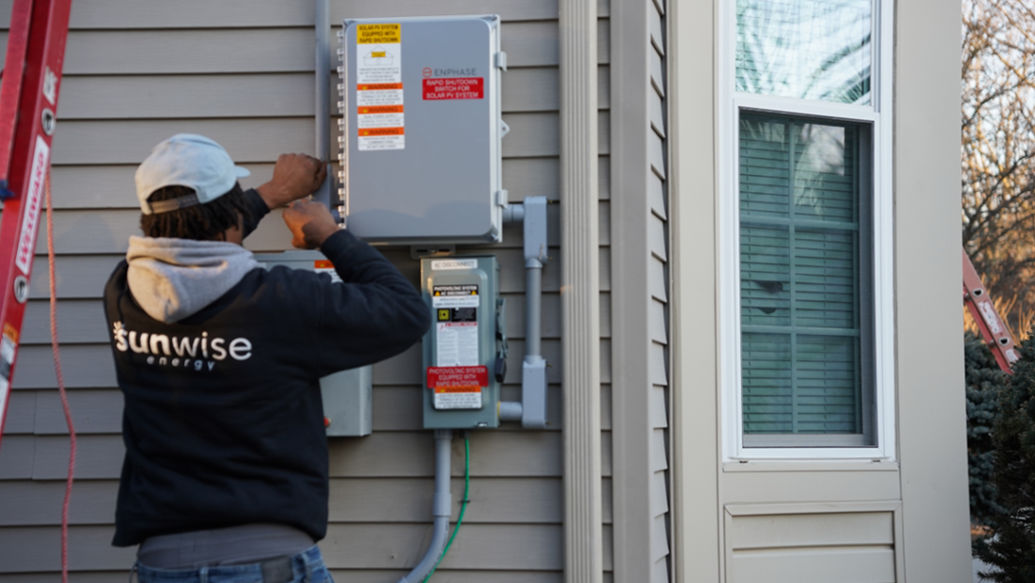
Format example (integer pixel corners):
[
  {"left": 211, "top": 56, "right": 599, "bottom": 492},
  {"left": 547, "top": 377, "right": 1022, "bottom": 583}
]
[
  {"left": 338, "top": 15, "right": 506, "bottom": 245},
  {"left": 253, "top": 250, "right": 372, "bottom": 437}
]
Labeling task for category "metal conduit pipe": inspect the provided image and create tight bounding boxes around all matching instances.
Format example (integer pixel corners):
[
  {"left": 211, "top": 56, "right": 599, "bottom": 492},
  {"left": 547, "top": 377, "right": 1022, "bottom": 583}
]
[
  {"left": 499, "top": 197, "right": 549, "bottom": 427},
  {"left": 313, "top": 0, "right": 333, "bottom": 206},
  {"left": 525, "top": 261, "right": 542, "bottom": 357},
  {"left": 398, "top": 429, "right": 453, "bottom": 583},
  {"left": 519, "top": 197, "right": 548, "bottom": 428},
  {"left": 499, "top": 202, "right": 526, "bottom": 423}
]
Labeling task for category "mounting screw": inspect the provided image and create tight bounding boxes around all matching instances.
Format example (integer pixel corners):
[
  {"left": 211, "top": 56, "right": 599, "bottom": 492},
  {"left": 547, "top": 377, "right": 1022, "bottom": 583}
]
[
  {"left": 13, "top": 276, "right": 29, "bottom": 304},
  {"left": 41, "top": 108, "right": 56, "bottom": 135}
]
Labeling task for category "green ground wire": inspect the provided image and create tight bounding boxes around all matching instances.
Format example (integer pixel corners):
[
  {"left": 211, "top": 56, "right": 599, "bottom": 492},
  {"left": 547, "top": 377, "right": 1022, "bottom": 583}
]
[{"left": 423, "top": 434, "right": 471, "bottom": 582}]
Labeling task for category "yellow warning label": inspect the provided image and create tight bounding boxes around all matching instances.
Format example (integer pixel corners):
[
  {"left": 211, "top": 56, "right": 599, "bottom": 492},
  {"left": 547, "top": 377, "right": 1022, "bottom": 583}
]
[{"left": 357, "top": 23, "right": 401, "bottom": 44}]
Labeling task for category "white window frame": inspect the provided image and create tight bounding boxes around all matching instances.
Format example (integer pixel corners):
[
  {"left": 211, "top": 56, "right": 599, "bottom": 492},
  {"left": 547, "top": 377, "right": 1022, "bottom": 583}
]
[{"left": 719, "top": 0, "right": 896, "bottom": 461}]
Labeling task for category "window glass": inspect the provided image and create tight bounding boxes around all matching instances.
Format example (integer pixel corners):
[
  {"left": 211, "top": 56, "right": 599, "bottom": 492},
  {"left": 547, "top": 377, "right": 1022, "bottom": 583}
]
[
  {"left": 738, "top": 112, "right": 873, "bottom": 446},
  {"left": 736, "top": 0, "right": 872, "bottom": 104}
]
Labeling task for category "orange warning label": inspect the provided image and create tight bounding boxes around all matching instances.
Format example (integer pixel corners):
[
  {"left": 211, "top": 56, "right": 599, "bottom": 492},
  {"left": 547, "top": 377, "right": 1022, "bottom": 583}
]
[
  {"left": 435, "top": 385, "right": 482, "bottom": 394},
  {"left": 359, "top": 127, "right": 405, "bottom": 137},
  {"left": 3, "top": 323, "right": 18, "bottom": 344},
  {"left": 358, "top": 83, "right": 404, "bottom": 91},
  {"left": 314, "top": 260, "right": 333, "bottom": 269},
  {"left": 358, "top": 105, "right": 404, "bottom": 114}
]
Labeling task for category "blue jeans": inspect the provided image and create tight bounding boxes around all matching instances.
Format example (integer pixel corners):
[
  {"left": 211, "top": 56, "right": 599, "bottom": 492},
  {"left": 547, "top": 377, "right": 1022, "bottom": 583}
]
[{"left": 134, "top": 545, "right": 334, "bottom": 583}]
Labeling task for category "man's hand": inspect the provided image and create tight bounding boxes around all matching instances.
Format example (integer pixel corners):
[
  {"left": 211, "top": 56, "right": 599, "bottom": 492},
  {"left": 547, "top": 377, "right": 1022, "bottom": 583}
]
[
  {"left": 282, "top": 200, "right": 340, "bottom": 249},
  {"left": 256, "top": 153, "right": 327, "bottom": 209}
]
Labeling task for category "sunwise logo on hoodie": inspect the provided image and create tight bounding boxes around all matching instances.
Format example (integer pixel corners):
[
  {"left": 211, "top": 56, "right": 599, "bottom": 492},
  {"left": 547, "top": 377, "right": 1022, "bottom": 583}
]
[{"left": 111, "top": 321, "right": 252, "bottom": 372}]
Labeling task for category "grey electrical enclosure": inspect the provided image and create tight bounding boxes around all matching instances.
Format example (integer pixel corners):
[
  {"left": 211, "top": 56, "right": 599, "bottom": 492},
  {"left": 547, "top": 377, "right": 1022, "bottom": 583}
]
[
  {"left": 254, "top": 250, "right": 372, "bottom": 437},
  {"left": 320, "top": 366, "right": 372, "bottom": 437},
  {"left": 421, "top": 256, "right": 502, "bottom": 429},
  {"left": 338, "top": 15, "right": 506, "bottom": 245}
]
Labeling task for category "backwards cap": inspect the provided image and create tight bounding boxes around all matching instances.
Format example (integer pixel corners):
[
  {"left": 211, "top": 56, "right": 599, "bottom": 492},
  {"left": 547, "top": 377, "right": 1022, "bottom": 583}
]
[{"left": 135, "top": 134, "right": 250, "bottom": 214}]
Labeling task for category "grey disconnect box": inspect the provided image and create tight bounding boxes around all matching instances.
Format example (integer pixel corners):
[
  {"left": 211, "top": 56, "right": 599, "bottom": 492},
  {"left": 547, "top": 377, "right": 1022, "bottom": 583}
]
[
  {"left": 338, "top": 15, "right": 506, "bottom": 245},
  {"left": 420, "top": 255, "right": 501, "bottom": 429},
  {"left": 253, "top": 250, "right": 372, "bottom": 437}
]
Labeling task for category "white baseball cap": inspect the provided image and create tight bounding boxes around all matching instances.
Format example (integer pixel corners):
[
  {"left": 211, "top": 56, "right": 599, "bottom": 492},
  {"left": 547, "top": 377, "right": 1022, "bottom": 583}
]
[{"left": 135, "top": 133, "right": 251, "bottom": 214}]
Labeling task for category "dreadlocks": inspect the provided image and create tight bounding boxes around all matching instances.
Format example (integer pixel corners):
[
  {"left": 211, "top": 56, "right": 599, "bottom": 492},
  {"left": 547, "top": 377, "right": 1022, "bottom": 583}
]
[{"left": 140, "top": 183, "right": 255, "bottom": 241}]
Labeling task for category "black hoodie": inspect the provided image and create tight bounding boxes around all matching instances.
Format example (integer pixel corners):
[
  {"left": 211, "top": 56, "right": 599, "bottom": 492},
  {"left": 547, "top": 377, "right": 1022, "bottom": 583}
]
[{"left": 103, "top": 193, "right": 430, "bottom": 546}]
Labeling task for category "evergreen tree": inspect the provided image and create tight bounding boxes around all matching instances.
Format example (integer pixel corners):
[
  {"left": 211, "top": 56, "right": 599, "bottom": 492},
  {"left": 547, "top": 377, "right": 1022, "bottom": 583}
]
[
  {"left": 966, "top": 333, "right": 1006, "bottom": 532},
  {"left": 977, "top": 330, "right": 1035, "bottom": 581}
]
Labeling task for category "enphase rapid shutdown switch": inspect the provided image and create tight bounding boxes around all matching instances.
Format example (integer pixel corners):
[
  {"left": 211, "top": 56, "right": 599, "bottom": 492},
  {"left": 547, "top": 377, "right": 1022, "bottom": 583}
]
[
  {"left": 421, "top": 256, "right": 503, "bottom": 429},
  {"left": 338, "top": 16, "right": 507, "bottom": 245}
]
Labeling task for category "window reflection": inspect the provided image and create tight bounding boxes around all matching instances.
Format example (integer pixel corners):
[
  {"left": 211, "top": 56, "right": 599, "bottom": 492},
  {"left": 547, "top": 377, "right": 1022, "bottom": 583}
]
[{"left": 736, "top": 0, "right": 871, "bottom": 104}]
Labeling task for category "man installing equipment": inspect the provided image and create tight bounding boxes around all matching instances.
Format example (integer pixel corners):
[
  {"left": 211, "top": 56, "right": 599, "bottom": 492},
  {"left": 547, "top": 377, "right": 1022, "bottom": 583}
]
[{"left": 103, "top": 134, "right": 430, "bottom": 582}]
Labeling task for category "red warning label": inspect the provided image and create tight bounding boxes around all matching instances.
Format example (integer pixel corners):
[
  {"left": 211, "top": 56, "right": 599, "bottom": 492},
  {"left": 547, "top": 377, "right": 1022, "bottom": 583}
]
[
  {"left": 422, "top": 77, "right": 484, "bottom": 100},
  {"left": 427, "top": 365, "right": 489, "bottom": 391},
  {"left": 427, "top": 365, "right": 487, "bottom": 409}
]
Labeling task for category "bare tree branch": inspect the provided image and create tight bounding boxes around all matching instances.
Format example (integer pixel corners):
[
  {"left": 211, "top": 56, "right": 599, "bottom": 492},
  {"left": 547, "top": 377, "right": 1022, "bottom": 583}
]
[{"left": 962, "top": 0, "right": 1035, "bottom": 335}]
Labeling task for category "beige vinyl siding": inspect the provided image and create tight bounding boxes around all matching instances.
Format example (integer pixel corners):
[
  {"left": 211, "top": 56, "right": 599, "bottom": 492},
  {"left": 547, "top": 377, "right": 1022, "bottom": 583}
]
[
  {"left": 0, "top": 0, "right": 617, "bottom": 580},
  {"left": 610, "top": 0, "right": 671, "bottom": 581},
  {"left": 724, "top": 505, "right": 898, "bottom": 583},
  {"left": 599, "top": 4, "right": 616, "bottom": 583},
  {"left": 647, "top": 4, "right": 670, "bottom": 577}
]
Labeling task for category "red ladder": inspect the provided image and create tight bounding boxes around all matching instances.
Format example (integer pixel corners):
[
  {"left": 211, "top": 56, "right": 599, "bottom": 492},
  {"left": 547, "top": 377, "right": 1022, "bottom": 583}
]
[
  {"left": 0, "top": 0, "right": 73, "bottom": 446},
  {"left": 963, "top": 248, "right": 1019, "bottom": 373}
]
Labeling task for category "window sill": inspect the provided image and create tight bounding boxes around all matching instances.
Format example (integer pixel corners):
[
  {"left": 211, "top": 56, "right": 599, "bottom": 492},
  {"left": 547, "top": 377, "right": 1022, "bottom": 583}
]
[{"left": 722, "top": 459, "right": 899, "bottom": 473}]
